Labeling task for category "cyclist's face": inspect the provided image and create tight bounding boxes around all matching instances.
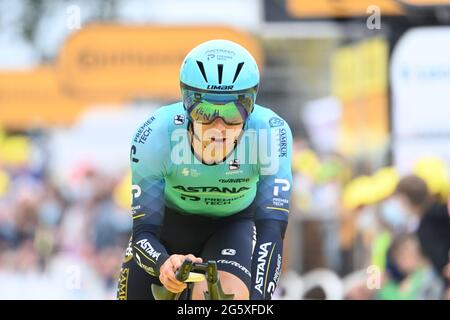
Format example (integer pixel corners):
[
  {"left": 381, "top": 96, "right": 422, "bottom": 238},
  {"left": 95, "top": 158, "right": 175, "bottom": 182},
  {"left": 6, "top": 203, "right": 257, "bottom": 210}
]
[{"left": 191, "top": 118, "right": 243, "bottom": 163}]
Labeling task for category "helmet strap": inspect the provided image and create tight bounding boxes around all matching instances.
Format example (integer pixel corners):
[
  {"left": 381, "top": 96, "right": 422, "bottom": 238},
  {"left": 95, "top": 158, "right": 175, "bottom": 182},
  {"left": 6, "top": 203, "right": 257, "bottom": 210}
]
[{"left": 188, "top": 120, "right": 203, "bottom": 144}]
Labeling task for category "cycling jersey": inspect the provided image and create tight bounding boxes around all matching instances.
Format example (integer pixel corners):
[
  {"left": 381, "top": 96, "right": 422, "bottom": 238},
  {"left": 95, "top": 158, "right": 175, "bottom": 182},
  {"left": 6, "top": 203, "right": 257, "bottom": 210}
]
[{"left": 129, "top": 102, "right": 292, "bottom": 300}]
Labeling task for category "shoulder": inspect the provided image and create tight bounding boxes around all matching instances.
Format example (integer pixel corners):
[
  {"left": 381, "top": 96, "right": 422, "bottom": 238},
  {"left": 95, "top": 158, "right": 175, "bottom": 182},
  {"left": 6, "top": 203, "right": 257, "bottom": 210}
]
[
  {"left": 131, "top": 102, "right": 185, "bottom": 145},
  {"left": 130, "top": 102, "right": 185, "bottom": 167}
]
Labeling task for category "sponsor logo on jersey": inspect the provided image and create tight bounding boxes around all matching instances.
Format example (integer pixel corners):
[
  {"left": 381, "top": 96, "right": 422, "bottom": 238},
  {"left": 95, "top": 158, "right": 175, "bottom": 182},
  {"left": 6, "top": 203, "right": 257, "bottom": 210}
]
[
  {"left": 217, "top": 259, "right": 251, "bottom": 278},
  {"left": 134, "top": 116, "right": 155, "bottom": 144},
  {"left": 254, "top": 242, "right": 272, "bottom": 295},
  {"left": 174, "top": 185, "right": 250, "bottom": 194},
  {"left": 204, "top": 194, "right": 245, "bottom": 205},
  {"left": 180, "top": 194, "right": 201, "bottom": 201},
  {"left": 225, "top": 169, "right": 244, "bottom": 175},
  {"left": 219, "top": 178, "right": 250, "bottom": 183},
  {"left": 269, "top": 117, "right": 284, "bottom": 128},
  {"left": 174, "top": 114, "right": 185, "bottom": 125},
  {"left": 182, "top": 168, "right": 200, "bottom": 178},
  {"left": 179, "top": 193, "right": 245, "bottom": 204},
  {"left": 228, "top": 159, "right": 240, "bottom": 170},
  {"left": 190, "top": 169, "right": 200, "bottom": 177},
  {"left": 221, "top": 248, "right": 236, "bottom": 256},
  {"left": 135, "top": 239, "right": 162, "bottom": 261}
]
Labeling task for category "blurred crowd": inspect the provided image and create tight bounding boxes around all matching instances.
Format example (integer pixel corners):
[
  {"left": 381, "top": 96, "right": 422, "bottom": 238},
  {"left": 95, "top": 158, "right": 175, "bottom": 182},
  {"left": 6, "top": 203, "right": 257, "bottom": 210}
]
[
  {"left": 0, "top": 133, "right": 131, "bottom": 299},
  {"left": 290, "top": 142, "right": 450, "bottom": 300},
  {"left": 344, "top": 171, "right": 450, "bottom": 300}
]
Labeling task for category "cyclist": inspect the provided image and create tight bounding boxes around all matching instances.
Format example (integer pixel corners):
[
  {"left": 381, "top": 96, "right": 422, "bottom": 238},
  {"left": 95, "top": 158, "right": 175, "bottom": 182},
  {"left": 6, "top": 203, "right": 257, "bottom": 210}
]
[{"left": 117, "top": 39, "right": 292, "bottom": 300}]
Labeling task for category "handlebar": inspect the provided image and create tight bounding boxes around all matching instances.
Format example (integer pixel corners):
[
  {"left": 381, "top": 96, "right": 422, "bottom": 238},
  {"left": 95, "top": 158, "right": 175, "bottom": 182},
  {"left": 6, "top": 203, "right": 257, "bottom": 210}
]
[{"left": 151, "top": 259, "right": 234, "bottom": 300}]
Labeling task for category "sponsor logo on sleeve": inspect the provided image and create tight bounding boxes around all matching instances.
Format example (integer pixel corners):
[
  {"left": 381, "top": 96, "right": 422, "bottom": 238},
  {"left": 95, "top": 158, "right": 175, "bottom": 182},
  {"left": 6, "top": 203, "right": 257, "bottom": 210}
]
[
  {"left": 130, "top": 145, "right": 139, "bottom": 163},
  {"left": 117, "top": 268, "right": 129, "bottom": 300},
  {"left": 131, "top": 205, "right": 141, "bottom": 215},
  {"left": 221, "top": 248, "right": 236, "bottom": 256},
  {"left": 254, "top": 242, "right": 272, "bottom": 295},
  {"left": 216, "top": 259, "right": 251, "bottom": 278},
  {"left": 174, "top": 114, "right": 185, "bottom": 125},
  {"left": 124, "top": 238, "right": 133, "bottom": 263},
  {"left": 134, "top": 249, "right": 157, "bottom": 276},
  {"left": 267, "top": 254, "right": 282, "bottom": 297},
  {"left": 269, "top": 117, "right": 284, "bottom": 128},
  {"left": 136, "top": 239, "right": 162, "bottom": 261},
  {"left": 131, "top": 185, "right": 141, "bottom": 198},
  {"left": 277, "top": 128, "right": 287, "bottom": 157},
  {"left": 273, "top": 178, "right": 291, "bottom": 196}
]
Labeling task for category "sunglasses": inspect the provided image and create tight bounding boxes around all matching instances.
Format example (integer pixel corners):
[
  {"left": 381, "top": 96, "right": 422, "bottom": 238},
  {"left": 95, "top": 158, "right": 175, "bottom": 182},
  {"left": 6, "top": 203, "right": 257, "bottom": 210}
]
[{"left": 181, "top": 83, "right": 257, "bottom": 125}]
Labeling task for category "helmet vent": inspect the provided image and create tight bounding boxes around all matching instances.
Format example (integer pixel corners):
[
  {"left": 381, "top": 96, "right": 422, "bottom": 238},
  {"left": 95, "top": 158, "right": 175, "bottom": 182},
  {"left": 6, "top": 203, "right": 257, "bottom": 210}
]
[
  {"left": 217, "top": 64, "right": 223, "bottom": 84},
  {"left": 196, "top": 60, "right": 208, "bottom": 82},
  {"left": 232, "top": 62, "right": 245, "bottom": 83}
]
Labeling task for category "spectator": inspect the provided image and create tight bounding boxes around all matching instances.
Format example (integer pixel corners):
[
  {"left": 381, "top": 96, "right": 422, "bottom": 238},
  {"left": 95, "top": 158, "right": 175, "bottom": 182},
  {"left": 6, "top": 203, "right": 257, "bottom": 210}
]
[
  {"left": 377, "top": 234, "right": 443, "bottom": 300},
  {"left": 394, "top": 175, "right": 450, "bottom": 288}
]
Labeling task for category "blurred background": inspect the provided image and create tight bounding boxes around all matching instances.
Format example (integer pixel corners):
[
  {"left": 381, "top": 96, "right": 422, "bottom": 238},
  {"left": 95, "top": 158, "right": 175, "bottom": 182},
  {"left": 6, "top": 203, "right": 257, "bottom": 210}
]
[{"left": 1, "top": 0, "right": 450, "bottom": 299}]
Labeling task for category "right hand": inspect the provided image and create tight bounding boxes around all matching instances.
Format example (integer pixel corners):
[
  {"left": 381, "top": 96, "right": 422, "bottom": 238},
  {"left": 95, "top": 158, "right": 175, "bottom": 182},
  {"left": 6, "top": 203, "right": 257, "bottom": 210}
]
[{"left": 159, "top": 254, "right": 203, "bottom": 293}]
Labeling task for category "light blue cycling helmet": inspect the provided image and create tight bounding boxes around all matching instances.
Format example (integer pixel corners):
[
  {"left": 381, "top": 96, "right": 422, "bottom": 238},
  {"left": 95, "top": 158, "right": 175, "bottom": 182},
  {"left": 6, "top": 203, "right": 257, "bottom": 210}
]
[{"left": 180, "top": 39, "right": 260, "bottom": 124}]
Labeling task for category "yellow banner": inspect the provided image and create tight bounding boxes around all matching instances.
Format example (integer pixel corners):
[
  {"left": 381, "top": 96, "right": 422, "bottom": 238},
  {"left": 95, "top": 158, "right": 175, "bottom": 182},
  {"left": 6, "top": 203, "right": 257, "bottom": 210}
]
[
  {"left": 287, "top": 0, "right": 403, "bottom": 18},
  {"left": 331, "top": 37, "right": 389, "bottom": 155},
  {"left": 399, "top": 0, "right": 450, "bottom": 5},
  {"left": 0, "top": 67, "right": 92, "bottom": 129},
  {"left": 332, "top": 37, "right": 388, "bottom": 101},
  {"left": 57, "top": 25, "right": 263, "bottom": 101}
]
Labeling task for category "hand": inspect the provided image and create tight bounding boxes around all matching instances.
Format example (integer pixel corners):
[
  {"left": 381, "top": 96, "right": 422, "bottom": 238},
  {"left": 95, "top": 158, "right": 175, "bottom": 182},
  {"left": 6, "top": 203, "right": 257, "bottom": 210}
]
[{"left": 159, "top": 254, "right": 202, "bottom": 293}]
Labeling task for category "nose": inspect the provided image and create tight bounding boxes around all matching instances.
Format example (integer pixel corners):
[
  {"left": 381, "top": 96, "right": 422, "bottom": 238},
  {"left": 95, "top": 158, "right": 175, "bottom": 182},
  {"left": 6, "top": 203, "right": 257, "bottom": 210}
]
[{"left": 211, "top": 117, "right": 227, "bottom": 130}]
